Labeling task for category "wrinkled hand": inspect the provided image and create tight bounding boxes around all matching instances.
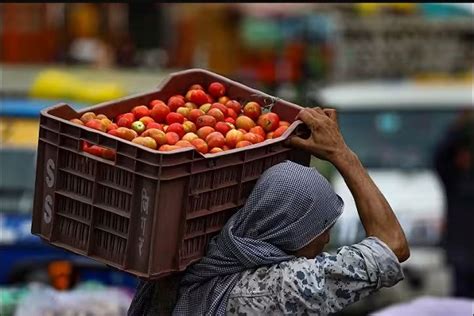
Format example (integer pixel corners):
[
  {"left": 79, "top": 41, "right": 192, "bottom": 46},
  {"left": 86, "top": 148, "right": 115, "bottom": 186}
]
[{"left": 288, "top": 107, "right": 351, "bottom": 165}]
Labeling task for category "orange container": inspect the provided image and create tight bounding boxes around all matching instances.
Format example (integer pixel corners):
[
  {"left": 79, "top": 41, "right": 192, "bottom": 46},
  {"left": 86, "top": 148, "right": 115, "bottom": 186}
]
[{"left": 31, "top": 69, "right": 311, "bottom": 279}]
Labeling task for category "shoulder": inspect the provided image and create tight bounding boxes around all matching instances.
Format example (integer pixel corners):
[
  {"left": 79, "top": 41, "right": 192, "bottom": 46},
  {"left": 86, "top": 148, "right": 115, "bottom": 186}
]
[
  {"left": 230, "top": 257, "right": 325, "bottom": 297},
  {"left": 230, "top": 259, "right": 294, "bottom": 297},
  {"left": 228, "top": 258, "right": 317, "bottom": 315}
]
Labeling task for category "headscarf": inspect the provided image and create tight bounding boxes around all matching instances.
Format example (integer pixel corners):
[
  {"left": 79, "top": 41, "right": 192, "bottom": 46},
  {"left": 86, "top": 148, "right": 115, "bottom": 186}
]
[{"left": 173, "top": 160, "right": 344, "bottom": 315}]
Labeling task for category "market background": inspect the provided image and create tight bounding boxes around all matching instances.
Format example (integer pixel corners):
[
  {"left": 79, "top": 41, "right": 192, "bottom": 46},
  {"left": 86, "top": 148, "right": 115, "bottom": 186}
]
[{"left": 0, "top": 3, "right": 473, "bottom": 315}]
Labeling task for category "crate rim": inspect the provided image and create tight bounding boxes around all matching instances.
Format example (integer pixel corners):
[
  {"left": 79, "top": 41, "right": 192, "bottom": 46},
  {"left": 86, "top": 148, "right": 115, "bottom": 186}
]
[{"left": 39, "top": 68, "right": 306, "bottom": 158}]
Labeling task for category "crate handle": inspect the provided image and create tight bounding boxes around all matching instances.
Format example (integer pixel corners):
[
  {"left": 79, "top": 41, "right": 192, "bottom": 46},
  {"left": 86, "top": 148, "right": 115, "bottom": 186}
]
[
  {"left": 251, "top": 93, "right": 279, "bottom": 112},
  {"left": 294, "top": 122, "right": 311, "bottom": 139},
  {"left": 80, "top": 140, "right": 117, "bottom": 164},
  {"left": 281, "top": 122, "right": 311, "bottom": 149}
]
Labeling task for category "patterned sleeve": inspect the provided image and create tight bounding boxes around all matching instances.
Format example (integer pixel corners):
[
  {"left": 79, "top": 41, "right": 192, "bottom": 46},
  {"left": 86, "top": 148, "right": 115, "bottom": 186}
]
[{"left": 276, "top": 237, "right": 404, "bottom": 315}]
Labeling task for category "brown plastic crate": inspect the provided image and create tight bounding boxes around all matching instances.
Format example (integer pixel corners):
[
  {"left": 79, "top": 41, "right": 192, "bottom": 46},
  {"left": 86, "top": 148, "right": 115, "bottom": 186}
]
[{"left": 31, "top": 68, "right": 311, "bottom": 279}]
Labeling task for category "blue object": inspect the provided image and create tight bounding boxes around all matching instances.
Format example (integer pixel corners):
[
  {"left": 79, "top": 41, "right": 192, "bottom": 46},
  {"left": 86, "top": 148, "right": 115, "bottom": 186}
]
[
  {"left": 0, "top": 98, "right": 90, "bottom": 118},
  {"left": 421, "top": 3, "right": 473, "bottom": 18},
  {"left": 0, "top": 213, "right": 138, "bottom": 288}
]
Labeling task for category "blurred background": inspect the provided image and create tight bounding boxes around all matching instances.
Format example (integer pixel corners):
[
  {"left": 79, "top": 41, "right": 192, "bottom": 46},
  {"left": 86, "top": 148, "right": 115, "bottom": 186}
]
[{"left": 0, "top": 3, "right": 473, "bottom": 315}]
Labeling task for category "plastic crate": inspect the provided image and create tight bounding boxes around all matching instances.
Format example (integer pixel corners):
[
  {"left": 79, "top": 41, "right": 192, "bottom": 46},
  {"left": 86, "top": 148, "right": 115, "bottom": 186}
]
[{"left": 31, "top": 68, "right": 311, "bottom": 279}]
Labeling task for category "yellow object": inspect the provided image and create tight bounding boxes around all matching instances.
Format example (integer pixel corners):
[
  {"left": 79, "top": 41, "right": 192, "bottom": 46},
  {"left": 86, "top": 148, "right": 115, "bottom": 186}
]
[
  {"left": 355, "top": 3, "right": 380, "bottom": 15},
  {"left": 29, "top": 69, "right": 125, "bottom": 103},
  {"left": 0, "top": 118, "right": 40, "bottom": 148},
  {"left": 355, "top": 3, "right": 418, "bottom": 15},
  {"left": 74, "top": 81, "right": 125, "bottom": 104},
  {"left": 413, "top": 72, "right": 474, "bottom": 85},
  {"left": 388, "top": 3, "right": 417, "bottom": 13},
  {"left": 29, "top": 70, "right": 79, "bottom": 100},
  {"left": 69, "top": 3, "right": 100, "bottom": 38}
]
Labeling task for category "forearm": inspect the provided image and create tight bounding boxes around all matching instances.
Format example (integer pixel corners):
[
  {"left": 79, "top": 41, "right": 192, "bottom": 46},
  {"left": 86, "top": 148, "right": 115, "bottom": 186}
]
[
  {"left": 332, "top": 149, "right": 410, "bottom": 262},
  {"left": 288, "top": 106, "right": 409, "bottom": 261}
]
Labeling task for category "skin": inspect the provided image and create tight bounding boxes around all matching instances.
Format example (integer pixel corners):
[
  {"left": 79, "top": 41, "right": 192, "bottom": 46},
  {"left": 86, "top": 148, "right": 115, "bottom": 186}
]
[
  {"left": 295, "top": 227, "right": 332, "bottom": 258},
  {"left": 290, "top": 107, "right": 410, "bottom": 262}
]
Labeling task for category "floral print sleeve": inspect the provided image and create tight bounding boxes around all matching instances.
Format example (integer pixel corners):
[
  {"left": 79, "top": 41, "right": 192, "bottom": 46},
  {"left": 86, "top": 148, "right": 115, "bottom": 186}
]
[{"left": 227, "top": 237, "right": 404, "bottom": 316}]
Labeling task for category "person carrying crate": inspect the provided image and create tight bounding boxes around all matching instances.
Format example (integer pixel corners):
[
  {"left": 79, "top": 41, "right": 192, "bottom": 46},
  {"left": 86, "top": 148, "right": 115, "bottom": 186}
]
[{"left": 129, "top": 107, "right": 410, "bottom": 315}]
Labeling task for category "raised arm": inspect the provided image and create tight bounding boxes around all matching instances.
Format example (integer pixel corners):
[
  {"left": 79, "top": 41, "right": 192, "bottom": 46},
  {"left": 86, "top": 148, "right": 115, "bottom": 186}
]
[{"left": 289, "top": 107, "right": 410, "bottom": 262}]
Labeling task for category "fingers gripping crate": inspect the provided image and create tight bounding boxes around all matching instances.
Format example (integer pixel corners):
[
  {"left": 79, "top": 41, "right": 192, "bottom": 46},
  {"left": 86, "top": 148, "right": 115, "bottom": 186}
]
[{"left": 31, "top": 69, "right": 311, "bottom": 279}]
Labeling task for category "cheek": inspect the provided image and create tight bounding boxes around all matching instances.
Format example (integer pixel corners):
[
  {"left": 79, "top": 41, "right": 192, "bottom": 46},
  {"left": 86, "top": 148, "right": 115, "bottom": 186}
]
[
  {"left": 321, "top": 232, "right": 330, "bottom": 244},
  {"left": 313, "top": 243, "right": 326, "bottom": 257}
]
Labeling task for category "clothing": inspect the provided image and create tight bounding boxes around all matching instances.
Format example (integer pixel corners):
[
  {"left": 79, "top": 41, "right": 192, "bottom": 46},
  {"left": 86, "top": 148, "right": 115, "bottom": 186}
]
[
  {"left": 128, "top": 280, "right": 155, "bottom": 316},
  {"left": 433, "top": 114, "right": 474, "bottom": 298},
  {"left": 453, "top": 264, "right": 474, "bottom": 298},
  {"left": 434, "top": 119, "right": 474, "bottom": 268},
  {"left": 227, "top": 237, "right": 404, "bottom": 315},
  {"left": 173, "top": 161, "right": 344, "bottom": 315},
  {"left": 128, "top": 274, "right": 183, "bottom": 316}
]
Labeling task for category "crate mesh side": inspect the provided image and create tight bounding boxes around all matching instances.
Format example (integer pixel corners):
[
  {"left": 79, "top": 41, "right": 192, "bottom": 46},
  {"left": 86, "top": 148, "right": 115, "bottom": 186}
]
[
  {"left": 190, "top": 165, "right": 240, "bottom": 193},
  {"left": 208, "top": 187, "right": 235, "bottom": 209},
  {"left": 189, "top": 173, "right": 213, "bottom": 192},
  {"left": 95, "top": 208, "right": 129, "bottom": 236},
  {"left": 96, "top": 185, "right": 132, "bottom": 213},
  {"left": 56, "top": 216, "right": 90, "bottom": 251},
  {"left": 206, "top": 210, "right": 233, "bottom": 230},
  {"left": 243, "top": 159, "right": 264, "bottom": 179},
  {"left": 181, "top": 210, "right": 235, "bottom": 259},
  {"left": 270, "top": 152, "right": 288, "bottom": 165},
  {"left": 93, "top": 229, "right": 127, "bottom": 263},
  {"left": 57, "top": 194, "right": 92, "bottom": 222},
  {"left": 186, "top": 194, "right": 208, "bottom": 214},
  {"left": 59, "top": 172, "right": 94, "bottom": 199},
  {"left": 97, "top": 164, "right": 133, "bottom": 191},
  {"left": 186, "top": 186, "right": 237, "bottom": 214},
  {"left": 59, "top": 135, "right": 79, "bottom": 151},
  {"left": 179, "top": 235, "right": 208, "bottom": 259},
  {"left": 59, "top": 149, "right": 95, "bottom": 177},
  {"left": 212, "top": 166, "right": 239, "bottom": 187},
  {"left": 185, "top": 217, "right": 206, "bottom": 236}
]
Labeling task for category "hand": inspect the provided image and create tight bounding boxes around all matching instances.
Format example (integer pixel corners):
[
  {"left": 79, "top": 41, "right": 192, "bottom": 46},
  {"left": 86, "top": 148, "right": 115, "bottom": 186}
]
[{"left": 288, "top": 107, "right": 351, "bottom": 165}]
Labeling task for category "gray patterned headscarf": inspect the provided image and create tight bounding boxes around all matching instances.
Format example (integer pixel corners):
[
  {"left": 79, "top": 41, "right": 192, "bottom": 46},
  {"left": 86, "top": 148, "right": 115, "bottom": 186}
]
[{"left": 173, "top": 160, "right": 344, "bottom": 315}]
